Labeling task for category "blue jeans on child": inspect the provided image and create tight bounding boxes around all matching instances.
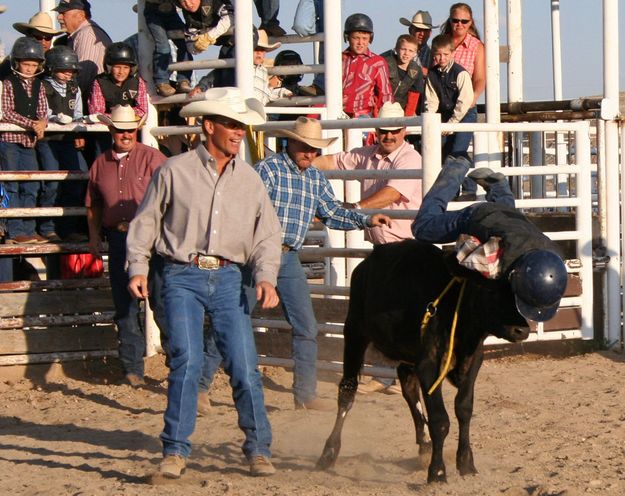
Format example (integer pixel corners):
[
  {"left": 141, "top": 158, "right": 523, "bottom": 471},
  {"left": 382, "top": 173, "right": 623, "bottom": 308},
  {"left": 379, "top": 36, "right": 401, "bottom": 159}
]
[
  {"left": 0, "top": 142, "right": 39, "bottom": 238},
  {"left": 160, "top": 261, "right": 272, "bottom": 460},
  {"left": 144, "top": 4, "right": 192, "bottom": 86},
  {"left": 36, "top": 140, "right": 88, "bottom": 236},
  {"left": 411, "top": 156, "right": 515, "bottom": 243}
]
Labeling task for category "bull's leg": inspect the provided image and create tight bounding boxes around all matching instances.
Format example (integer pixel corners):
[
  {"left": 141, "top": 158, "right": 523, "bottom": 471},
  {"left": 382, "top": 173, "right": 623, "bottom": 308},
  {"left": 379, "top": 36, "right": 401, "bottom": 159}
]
[
  {"left": 454, "top": 351, "right": 483, "bottom": 476},
  {"left": 418, "top": 362, "right": 450, "bottom": 483},
  {"left": 397, "top": 364, "right": 431, "bottom": 457},
  {"left": 316, "top": 288, "right": 369, "bottom": 470}
]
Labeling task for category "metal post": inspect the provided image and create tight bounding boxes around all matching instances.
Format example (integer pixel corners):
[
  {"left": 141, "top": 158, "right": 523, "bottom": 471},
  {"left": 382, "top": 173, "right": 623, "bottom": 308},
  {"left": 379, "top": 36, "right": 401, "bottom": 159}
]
[
  {"left": 421, "top": 113, "right": 442, "bottom": 194},
  {"left": 137, "top": 0, "right": 159, "bottom": 149},
  {"left": 484, "top": 0, "right": 502, "bottom": 167},
  {"left": 344, "top": 128, "right": 366, "bottom": 280},
  {"left": 603, "top": 0, "right": 621, "bottom": 346},
  {"left": 575, "top": 123, "right": 594, "bottom": 340},
  {"left": 234, "top": 0, "right": 254, "bottom": 98},
  {"left": 507, "top": 0, "right": 524, "bottom": 173},
  {"left": 529, "top": 132, "right": 544, "bottom": 199}
]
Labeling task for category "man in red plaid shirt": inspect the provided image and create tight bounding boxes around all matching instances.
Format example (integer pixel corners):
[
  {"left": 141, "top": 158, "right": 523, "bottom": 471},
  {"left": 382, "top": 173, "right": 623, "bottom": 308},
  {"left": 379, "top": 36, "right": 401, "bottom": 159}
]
[
  {"left": 0, "top": 37, "right": 49, "bottom": 244},
  {"left": 342, "top": 13, "right": 393, "bottom": 118}
]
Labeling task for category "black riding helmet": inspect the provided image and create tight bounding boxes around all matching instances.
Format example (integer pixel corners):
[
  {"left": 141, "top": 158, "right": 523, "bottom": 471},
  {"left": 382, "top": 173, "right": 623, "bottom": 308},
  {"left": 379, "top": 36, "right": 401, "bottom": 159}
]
[
  {"left": 344, "top": 13, "right": 374, "bottom": 42},
  {"left": 508, "top": 249, "right": 568, "bottom": 322},
  {"left": 45, "top": 45, "right": 79, "bottom": 73},
  {"left": 274, "top": 49, "right": 303, "bottom": 85},
  {"left": 10, "top": 36, "right": 45, "bottom": 73},
  {"left": 104, "top": 42, "right": 137, "bottom": 74}
]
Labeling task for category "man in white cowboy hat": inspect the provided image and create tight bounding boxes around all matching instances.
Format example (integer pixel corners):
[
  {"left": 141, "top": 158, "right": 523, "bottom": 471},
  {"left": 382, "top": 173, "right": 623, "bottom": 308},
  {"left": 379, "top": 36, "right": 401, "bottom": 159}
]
[
  {"left": 314, "top": 101, "right": 422, "bottom": 393},
  {"left": 126, "top": 87, "right": 282, "bottom": 480},
  {"left": 85, "top": 105, "right": 168, "bottom": 387},
  {"left": 200, "top": 116, "right": 392, "bottom": 412},
  {"left": 400, "top": 10, "right": 438, "bottom": 75}
]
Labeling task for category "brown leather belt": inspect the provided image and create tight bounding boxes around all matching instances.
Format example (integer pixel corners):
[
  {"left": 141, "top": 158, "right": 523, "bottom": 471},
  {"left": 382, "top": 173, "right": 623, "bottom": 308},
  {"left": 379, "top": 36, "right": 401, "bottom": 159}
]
[
  {"left": 110, "top": 222, "right": 129, "bottom": 233},
  {"left": 282, "top": 244, "right": 294, "bottom": 253},
  {"left": 192, "top": 255, "right": 232, "bottom": 270}
]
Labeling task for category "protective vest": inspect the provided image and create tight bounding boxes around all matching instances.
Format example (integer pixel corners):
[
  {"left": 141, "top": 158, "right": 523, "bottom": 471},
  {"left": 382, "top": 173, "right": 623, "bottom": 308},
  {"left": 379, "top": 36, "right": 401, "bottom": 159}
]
[
  {"left": 427, "top": 62, "right": 465, "bottom": 122},
  {"left": 43, "top": 80, "right": 79, "bottom": 116},
  {"left": 381, "top": 50, "right": 423, "bottom": 110},
  {"left": 6, "top": 73, "right": 41, "bottom": 120},
  {"left": 96, "top": 74, "right": 139, "bottom": 113},
  {"left": 467, "top": 203, "right": 560, "bottom": 276},
  {"left": 181, "top": 0, "right": 233, "bottom": 44}
]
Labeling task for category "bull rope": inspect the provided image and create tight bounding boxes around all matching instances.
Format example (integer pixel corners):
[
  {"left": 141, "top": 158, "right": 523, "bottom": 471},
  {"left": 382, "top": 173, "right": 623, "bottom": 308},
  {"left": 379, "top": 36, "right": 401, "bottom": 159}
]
[{"left": 420, "top": 276, "right": 468, "bottom": 395}]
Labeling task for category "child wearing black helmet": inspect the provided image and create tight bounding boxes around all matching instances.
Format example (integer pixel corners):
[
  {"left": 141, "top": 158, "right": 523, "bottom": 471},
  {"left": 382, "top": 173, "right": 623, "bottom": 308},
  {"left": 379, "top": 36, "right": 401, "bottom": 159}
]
[
  {"left": 87, "top": 42, "right": 148, "bottom": 120},
  {"left": 36, "top": 45, "right": 88, "bottom": 242},
  {"left": 0, "top": 36, "right": 49, "bottom": 244}
]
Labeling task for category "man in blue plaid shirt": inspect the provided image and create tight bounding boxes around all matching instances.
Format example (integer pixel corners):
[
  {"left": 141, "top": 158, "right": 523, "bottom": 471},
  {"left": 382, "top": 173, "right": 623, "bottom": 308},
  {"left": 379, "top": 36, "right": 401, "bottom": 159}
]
[{"left": 201, "top": 117, "right": 391, "bottom": 412}]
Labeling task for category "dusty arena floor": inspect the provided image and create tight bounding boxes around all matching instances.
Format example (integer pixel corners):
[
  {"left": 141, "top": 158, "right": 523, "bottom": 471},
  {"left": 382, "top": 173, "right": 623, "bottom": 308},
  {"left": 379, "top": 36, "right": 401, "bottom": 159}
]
[{"left": 0, "top": 351, "right": 624, "bottom": 496}]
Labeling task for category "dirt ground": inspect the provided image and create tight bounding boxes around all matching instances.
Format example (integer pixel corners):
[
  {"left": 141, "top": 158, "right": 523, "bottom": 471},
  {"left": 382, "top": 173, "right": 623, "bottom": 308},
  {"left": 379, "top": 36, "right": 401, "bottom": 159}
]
[{"left": 0, "top": 350, "right": 624, "bottom": 496}]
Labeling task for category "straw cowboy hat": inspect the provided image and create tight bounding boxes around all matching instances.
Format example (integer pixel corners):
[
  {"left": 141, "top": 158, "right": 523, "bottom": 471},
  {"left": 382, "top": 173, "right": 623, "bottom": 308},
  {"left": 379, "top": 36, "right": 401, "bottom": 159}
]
[
  {"left": 98, "top": 105, "right": 147, "bottom": 130},
  {"left": 13, "top": 11, "right": 65, "bottom": 36},
  {"left": 180, "top": 87, "right": 266, "bottom": 126},
  {"left": 271, "top": 117, "right": 337, "bottom": 149},
  {"left": 256, "top": 28, "right": 281, "bottom": 52},
  {"left": 399, "top": 10, "right": 438, "bottom": 30},
  {"left": 377, "top": 102, "right": 406, "bottom": 131},
  {"left": 0, "top": 6, "right": 7, "bottom": 14}
]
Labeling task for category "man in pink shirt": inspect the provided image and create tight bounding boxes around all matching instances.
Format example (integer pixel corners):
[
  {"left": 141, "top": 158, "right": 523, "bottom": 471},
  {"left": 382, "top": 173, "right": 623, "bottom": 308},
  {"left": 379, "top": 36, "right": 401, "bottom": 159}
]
[{"left": 314, "top": 102, "right": 421, "bottom": 245}]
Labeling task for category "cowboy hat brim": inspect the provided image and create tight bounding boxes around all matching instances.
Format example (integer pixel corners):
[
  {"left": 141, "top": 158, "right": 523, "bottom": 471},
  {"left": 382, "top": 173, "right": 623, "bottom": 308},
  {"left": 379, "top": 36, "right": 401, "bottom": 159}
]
[
  {"left": 257, "top": 41, "right": 281, "bottom": 52},
  {"left": 399, "top": 17, "right": 438, "bottom": 29},
  {"left": 270, "top": 129, "right": 337, "bottom": 149},
  {"left": 97, "top": 113, "right": 147, "bottom": 130},
  {"left": 13, "top": 22, "right": 65, "bottom": 36},
  {"left": 179, "top": 97, "right": 266, "bottom": 126}
]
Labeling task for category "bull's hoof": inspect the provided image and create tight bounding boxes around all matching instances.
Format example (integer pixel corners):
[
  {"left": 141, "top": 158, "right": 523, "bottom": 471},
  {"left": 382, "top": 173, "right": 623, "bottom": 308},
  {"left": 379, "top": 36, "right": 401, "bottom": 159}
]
[
  {"left": 458, "top": 464, "right": 478, "bottom": 476},
  {"left": 316, "top": 448, "right": 337, "bottom": 471},
  {"left": 457, "top": 450, "right": 478, "bottom": 476},
  {"left": 427, "top": 467, "right": 447, "bottom": 483}
]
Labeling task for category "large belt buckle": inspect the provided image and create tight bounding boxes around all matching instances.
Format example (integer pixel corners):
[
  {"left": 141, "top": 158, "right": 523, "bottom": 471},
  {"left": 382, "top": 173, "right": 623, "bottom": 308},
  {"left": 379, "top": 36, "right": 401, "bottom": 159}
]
[
  {"left": 116, "top": 221, "right": 129, "bottom": 232},
  {"left": 196, "top": 255, "right": 220, "bottom": 270}
]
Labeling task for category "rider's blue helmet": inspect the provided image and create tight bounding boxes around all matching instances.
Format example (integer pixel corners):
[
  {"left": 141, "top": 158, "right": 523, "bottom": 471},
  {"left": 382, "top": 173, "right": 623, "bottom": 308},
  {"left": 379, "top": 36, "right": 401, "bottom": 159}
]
[{"left": 508, "top": 250, "right": 567, "bottom": 322}]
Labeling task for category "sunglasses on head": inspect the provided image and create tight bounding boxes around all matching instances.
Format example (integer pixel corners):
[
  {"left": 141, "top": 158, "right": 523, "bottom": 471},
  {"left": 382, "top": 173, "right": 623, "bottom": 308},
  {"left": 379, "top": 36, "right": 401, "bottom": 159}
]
[
  {"left": 33, "top": 33, "right": 54, "bottom": 41},
  {"left": 451, "top": 18, "right": 471, "bottom": 25}
]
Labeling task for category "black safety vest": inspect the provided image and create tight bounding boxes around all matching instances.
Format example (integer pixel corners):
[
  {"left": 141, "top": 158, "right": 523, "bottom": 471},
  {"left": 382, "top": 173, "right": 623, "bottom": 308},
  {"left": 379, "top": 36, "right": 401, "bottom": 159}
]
[
  {"left": 426, "top": 62, "right": 465, "bottom": 122},
  {"left": 43, "top": 79, "right": 79, "bottom": 116},
  {"left": 467, "top": 203, "right": 561, "bottom": 276},
  {"left": 181, "top": 0, "right": 233, "bottom": 45},
  {"left": 381, "top": 50, "right": 424, "bottom": 111},
  {"left": 96, "top": 74, "right": 139, "bottom": 113},
  {"left": 6, "top": 73, "right": 41, "bottom": 120}
]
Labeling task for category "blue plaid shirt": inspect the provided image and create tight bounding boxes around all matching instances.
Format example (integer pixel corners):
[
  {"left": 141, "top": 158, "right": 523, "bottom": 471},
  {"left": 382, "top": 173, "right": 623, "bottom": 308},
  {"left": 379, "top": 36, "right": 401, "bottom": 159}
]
[{"left": 255, "top": 151, "right": 369, "bottom": 250}]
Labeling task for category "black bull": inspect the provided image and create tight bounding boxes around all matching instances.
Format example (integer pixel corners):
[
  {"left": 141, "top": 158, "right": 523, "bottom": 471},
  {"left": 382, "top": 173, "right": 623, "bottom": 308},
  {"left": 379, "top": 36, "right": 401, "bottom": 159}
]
[{"left": 317, "top": 240, "right": 531, "bottom": 483}]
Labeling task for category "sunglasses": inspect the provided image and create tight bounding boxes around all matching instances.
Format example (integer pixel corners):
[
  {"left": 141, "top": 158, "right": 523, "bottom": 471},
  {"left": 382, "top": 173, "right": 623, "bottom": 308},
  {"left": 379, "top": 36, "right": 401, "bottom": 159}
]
[
  {"left": 111, "top": 127, "right": 136, "bottom": 134},
  {"left": 33, "top": 34, "right": 54, "bottom": 41},
  {"left": 211, "top": 118, "right": 246, "bottom": 130},
  {"left": 451, "top": 18, "right": 471, "bottom": 25},
  {"left": 377, "top": 128, "right": 403, "bottom": 135}
]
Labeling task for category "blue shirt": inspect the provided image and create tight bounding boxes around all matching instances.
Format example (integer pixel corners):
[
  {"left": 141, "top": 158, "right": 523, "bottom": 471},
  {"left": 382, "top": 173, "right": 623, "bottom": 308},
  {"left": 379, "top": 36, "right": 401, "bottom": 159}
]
[{"left": 255, "top": 151, "right": 369, "bottom": 250}]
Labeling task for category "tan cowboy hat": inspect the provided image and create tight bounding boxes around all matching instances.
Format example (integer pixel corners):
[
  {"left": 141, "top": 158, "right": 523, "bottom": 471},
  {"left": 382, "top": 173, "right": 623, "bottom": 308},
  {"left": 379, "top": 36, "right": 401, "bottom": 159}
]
[
  {"left": 256, "top": 29, "right": 281, "bottom": 52},
  {"left": 0, "top": 6, "right": 7, "bottom": 14},
  {"left": 271, "top": 117, "right": 337, "bottom": 149},
  {"left": 98, "top": 105, "right": 147, "bottom": 130},
  {"left": 179, "top": 87, "right": 266, "bottom": 126},
  {"left": 377, "top": 102, "right": 406, "bottom": 130},
  {"left": 399, "top": 10, "right": 438, "bottom": 30},
  {"left": 13, "top": 11, "right": 65, "bottom": 36}
]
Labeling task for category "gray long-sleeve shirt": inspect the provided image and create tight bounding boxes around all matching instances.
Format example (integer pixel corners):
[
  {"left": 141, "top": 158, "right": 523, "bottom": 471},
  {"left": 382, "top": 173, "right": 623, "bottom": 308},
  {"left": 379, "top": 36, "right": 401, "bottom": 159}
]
[{"left": 126, "top": 145, "right": 282, "bottom": 286}]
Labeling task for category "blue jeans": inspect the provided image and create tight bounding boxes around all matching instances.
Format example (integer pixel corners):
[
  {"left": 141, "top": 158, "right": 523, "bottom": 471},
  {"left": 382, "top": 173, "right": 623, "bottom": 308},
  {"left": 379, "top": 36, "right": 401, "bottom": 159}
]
[
  {"left": 411, "top": 156, "right": 515, "bottom": 243},
  {"left": 255, "top": 0, "right": 280, "bottom": 26},
  {"left": 160, "top": 261, "right": 271, "bottom": 459},
  {"left": 201, "top": 253, "right": 320, "bottom": 404},
  {"left": 144, "top": 4, "right": 192, "bottom": 85},
  {"left": 36, "top": 140, "right": 87, "bottom": 236},
  {"left": 106, "top": 229, "right": 146, "bottom": 376},
  {"left": 442, "top": 107, "right": 478, "bottom": 194},
  {"left": 0, "top": 142, "right": 39, "bottom": 237}
]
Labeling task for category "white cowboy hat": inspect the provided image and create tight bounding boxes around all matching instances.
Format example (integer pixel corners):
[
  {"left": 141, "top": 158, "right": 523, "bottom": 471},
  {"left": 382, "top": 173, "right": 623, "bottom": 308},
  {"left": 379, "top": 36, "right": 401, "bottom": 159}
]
[
  {"left": 377, "top": 102, "right": 406, "bottom": 131},
  {"left": 13, "top": 11, "right": 65, "bottom": 36},
  {"left": 98, "top": 105, "right": 147, "bottom": 130},
  {"left": 270, "top": 117, "right": 337, "bottom": 149},
  {"left": 399, "top": 10, "right": 438, "bottom": 30},
  {"left": 256, "top": 29, "right": 281, "bottom": 52},
  {"left": 179, "top": 87, "right": 266, "bottom": 126}
]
